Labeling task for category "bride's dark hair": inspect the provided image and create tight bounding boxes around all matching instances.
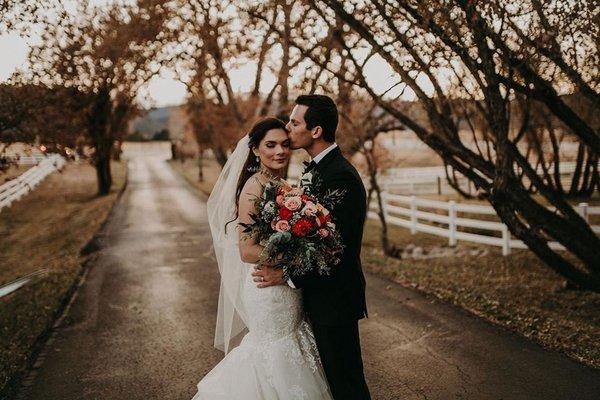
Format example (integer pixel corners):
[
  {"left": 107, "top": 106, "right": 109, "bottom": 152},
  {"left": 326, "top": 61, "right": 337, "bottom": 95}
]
[{"left": 225, "top": 117, "right": 287, "bottom": 232}]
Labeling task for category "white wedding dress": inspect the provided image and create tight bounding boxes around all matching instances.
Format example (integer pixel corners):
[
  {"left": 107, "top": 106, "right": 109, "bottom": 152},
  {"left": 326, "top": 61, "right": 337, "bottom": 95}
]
[
  {"left": 192, "top": 134, "right": 332, "bottom": 399},
  {"left": 191, "top": 267, "right": 332, "bottom": 399}
]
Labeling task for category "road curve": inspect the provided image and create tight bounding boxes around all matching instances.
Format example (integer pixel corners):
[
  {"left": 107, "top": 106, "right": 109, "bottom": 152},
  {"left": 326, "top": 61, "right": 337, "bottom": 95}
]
[{"left": 15, "top": 150, "right": 600, "bottom": 400}]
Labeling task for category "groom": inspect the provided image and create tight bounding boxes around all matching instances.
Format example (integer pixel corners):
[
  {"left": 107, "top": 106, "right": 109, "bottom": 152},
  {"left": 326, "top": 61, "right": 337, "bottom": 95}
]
[{"left": 252, "top": 94, "right": 371, "bottom": 399}]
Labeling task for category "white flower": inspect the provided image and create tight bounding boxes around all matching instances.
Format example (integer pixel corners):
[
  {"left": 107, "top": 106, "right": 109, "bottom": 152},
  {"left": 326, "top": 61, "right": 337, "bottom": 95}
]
[
  {"left": 302, "top": 201, "right": 318, "bottom": 217},
  {"left": 300, "top": 172, "right": 313, "bottom": 186},
  {"left": 264, "top": 201, "right": 276, "bottom": 213}
]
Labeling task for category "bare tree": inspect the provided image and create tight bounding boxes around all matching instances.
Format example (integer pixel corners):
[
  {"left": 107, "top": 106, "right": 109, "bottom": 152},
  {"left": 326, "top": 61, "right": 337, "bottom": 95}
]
[
  {"left": 303, "top": 0, "right": 600, "bottom": 290},
  {"left": 174, "top": 0, "right": 251, "bottom": 167},
  {"left": 23, "top": 0, "right": 174, "bottom": 194},
  {"left": 340, "top": 101, "right": 404, "bottom": 257},
  {"left": 0, "top": 84, "right": 39, "bottom": 149},
  {"left": 174, "top": 0, "right": 325, "bottom": 167}
]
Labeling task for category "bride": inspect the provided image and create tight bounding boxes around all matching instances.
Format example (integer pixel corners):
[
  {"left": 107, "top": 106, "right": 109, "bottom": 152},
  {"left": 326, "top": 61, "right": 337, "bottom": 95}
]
[{"left": 191, "top": 117, "right": 333, "bottom": 399}]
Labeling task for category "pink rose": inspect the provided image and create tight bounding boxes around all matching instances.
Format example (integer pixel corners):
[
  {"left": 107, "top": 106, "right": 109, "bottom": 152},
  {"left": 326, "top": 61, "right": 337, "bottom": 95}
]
[
  {"left": 276, "top": 194, "right": 285, "bottom": 207},
  {"left": 284, "top": 196, "right": 302, "bottom": 211},
  {"left": 318, "top": 228, "right": 329, "bottom": 238},
  {"left": 302, "top": 201, "right": 318, "bottom": 217},
  {"left": 275, "top": 220, "right": 291, "bottom": 232}
]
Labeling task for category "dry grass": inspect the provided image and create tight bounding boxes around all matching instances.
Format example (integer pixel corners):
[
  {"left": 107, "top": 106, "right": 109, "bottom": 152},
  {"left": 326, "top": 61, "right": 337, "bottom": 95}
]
[
  {"left": 363, "top": 219, "right": 600, "bottom": 369},
  {"left": 168, "top": 157, "right": 221, "bottom": 197},
  {"left": 0, "top": 161, "right": 127, "bottom": 395},
  {"left": 1, "top": 165, "right": 32, "bottom": 185}
]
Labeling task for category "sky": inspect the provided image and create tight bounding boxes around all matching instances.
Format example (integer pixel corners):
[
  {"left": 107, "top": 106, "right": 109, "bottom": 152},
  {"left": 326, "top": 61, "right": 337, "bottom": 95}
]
[
  {"left": 0, "top": 32, "right": 273, "bottom": 107},
  {"left": 0, "top": 31, "right": 408, "bottom": 109},
  {"left": 0, "top": 0, "right": 416, "bottom": 110},
  {"left": 0, "top": 32, "right": 203, "bottom": 108}
]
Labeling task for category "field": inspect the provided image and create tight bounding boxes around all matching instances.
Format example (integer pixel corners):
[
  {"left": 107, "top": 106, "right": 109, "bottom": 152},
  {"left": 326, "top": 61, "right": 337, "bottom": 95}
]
[
  {"left": 1, "top": 165, "right": 31, "bottom": 185},
  {"left": 0, "top": 161, "right": 127, "bottom": 394},
  {"left": 362, "top": 220, "right": 600, "bottom": 368},
  {"left": 168, "top": 157, "right": 223, "bottom": 197}
]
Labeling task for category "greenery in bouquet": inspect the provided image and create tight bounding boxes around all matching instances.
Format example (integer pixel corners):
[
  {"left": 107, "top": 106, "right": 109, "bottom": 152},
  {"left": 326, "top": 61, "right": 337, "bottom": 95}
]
[{"left": 239, "top": 171, "right": 346, "bottom": 280}]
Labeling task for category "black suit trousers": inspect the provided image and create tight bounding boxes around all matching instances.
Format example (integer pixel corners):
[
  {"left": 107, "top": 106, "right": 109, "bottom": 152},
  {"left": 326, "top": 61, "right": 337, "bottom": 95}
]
[{"left": 312, "top": 321, "right": 371, "bottom": 400}]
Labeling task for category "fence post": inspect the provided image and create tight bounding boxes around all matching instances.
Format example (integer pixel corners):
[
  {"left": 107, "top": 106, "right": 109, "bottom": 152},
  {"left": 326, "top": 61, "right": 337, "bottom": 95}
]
[
  {"left": 501, "top": 225, "right": 511, "bottom": 256},
  {"left": 449, "top": 200, "right": 456, "bottom": 246},
  {"left": 437, "top": 176, "right": 441, "bottom": 195},
  {"left": 410, "top": 195, "right": 417, "bottom": 234},
  {"left": 578, "top": 202, "right": 589, "bottom": 223}
]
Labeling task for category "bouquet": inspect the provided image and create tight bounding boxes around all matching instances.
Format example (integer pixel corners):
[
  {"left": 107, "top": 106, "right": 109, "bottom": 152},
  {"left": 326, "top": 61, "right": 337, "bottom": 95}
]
[{"left": 240, "top": 170, "right": 346, "bottom": 279}]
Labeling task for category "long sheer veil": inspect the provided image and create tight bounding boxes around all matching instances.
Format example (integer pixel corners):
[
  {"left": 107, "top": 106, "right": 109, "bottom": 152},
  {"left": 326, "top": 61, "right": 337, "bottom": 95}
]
[{"left": 206, "top": 134, "right": 252, "bottom": 353}]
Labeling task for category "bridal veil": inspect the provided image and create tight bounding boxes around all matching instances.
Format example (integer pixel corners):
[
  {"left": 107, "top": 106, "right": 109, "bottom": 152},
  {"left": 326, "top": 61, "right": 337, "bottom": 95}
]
[{"left": 206, "top": 134, "right": 251, "bottom": 353}]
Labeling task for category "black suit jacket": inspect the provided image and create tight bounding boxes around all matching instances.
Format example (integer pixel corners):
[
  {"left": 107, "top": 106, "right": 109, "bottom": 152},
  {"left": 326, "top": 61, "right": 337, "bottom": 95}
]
[{"left": 290, "top": 147, "right": 368, "bottom": 326}]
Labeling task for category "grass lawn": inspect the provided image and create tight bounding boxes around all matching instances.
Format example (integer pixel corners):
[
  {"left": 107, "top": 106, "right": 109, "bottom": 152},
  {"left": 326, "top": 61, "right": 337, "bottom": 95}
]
[
  {"left": 363, "top": 219, "right": 600, "bottom": 369},
  {"left": 1, "top": 165, "right": 32, "bottom": 185},
  {"left": 0, "top": 160, "right": 127, "bottom": 395},
  {"left": 168, "top": 156, "right": 600, "bottom": 369},
  {"left": 168, "top": 157, "right": 221, "bottom": 198}
]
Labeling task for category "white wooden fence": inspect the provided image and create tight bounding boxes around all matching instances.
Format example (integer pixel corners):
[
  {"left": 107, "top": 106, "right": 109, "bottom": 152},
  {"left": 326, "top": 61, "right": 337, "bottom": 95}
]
[
  {"left": 16, "top": 153, "right": 49, "bottom": 166},
  {"left": 0, "top": 154, "right": 66, "bottom": 214},
  {"left": 369, "top": 192, "right": 600, "bottom": 255},
  {"left": 380, "top": 162, "right": 587, "bottom": 195}
]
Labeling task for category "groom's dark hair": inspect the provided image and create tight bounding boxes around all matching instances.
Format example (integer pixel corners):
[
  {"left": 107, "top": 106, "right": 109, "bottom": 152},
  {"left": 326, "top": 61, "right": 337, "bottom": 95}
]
[{"left": 295, "top": 94, "right": 338, "bottom": 143}]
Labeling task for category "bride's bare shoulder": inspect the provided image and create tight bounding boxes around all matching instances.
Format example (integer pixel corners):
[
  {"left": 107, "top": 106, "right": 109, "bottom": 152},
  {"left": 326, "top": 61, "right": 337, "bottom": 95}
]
[{"left": 240, "top": 173, "right": 264, "bottom": 198}]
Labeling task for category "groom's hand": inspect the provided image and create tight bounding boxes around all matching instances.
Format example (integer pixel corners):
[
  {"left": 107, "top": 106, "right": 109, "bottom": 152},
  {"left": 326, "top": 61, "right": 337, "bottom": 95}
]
[{"left": 252, "top": 265, "right": 285, "bottom": 288}]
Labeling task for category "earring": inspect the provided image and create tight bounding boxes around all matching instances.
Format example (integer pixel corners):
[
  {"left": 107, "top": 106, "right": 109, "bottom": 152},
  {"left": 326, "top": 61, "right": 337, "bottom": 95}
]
[
  {"left": 254, "top": 156, "right": 260, "bottom": 171},
  {"left": 247, "top": 155, "right": 260, "bottom": 172}
]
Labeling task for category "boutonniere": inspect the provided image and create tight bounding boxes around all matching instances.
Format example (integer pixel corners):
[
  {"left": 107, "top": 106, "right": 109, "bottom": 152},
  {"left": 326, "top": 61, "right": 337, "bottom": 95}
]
[{"left": 300, "top": 171, "right": 313, "bottom": 187}]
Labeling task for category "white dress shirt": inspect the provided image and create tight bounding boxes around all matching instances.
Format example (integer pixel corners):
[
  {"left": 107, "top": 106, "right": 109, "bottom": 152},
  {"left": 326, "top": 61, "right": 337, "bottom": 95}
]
[
  {"left": 287, "top": 142, "right": 338, "bottom": 288},
  {"left": 311, "top": 142, "right": 338, "bottom": 164}
]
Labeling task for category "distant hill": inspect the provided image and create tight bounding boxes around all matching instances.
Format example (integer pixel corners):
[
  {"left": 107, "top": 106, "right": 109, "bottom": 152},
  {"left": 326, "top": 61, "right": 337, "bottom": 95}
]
[{"left": 128, "top": 105, "right": 189, "bottom": 141}]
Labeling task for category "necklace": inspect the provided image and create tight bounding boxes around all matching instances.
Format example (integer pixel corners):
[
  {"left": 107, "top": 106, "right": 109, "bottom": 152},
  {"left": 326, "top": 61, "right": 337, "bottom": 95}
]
[{"left": 259, "top": 167, "right": 282, "bottom": 181}]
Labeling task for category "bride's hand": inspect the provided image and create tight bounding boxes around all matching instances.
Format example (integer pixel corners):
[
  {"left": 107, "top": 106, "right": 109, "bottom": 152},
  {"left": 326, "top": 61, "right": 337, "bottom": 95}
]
[{"left": 252, "top": 264, "right": 286, "bottom": 288}]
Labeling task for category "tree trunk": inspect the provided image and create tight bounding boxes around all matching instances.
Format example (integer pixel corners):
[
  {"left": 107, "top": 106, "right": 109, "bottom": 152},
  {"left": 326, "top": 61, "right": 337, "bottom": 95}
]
[
  {"left": 88, "top": 87, "right": 113, "bottom": 196},
  {"left": 112, "top": 140, "right": 122, "bottom": 161},
  {"left": 213, "top": 145, "right": 228, "bottom": 167},
  {"left": 171, "top": 141, "right": 177, "bottom": 160},
  {"left": 365, "top": 148, "right": 396, "bottom": 257},
  {"left": 366, "top": 187, "right": 374, "bottom": 210},
  {"left": 96, "top": 150, "right": 112, "bottom": 195},
  {"left": 198, "top": 150, "right": 204, "bottom": 182}
]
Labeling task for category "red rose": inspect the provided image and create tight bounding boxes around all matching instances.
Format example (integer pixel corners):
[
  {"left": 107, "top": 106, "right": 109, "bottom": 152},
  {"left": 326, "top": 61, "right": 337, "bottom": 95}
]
[
  {"left": 317, "top": 214, "right": 331, "bottom": 226},
  {"left": 301, "top": 194, "right": 314, "bottom": 202},
  {"left": 279, "top": 206, "right": 294, "bottom": 220},
  {"left": 292, "top": 218, "right": 313, "bottom": 237}
]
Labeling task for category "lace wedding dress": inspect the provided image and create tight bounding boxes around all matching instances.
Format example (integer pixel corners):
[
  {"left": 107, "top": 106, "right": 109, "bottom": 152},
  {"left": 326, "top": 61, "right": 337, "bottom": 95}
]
[
  {"left": 192, "top": 133, "right": 332, "bottom": 399},
  {"left": 191, "top": 267, "right": 332, "bottom": 399}
]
